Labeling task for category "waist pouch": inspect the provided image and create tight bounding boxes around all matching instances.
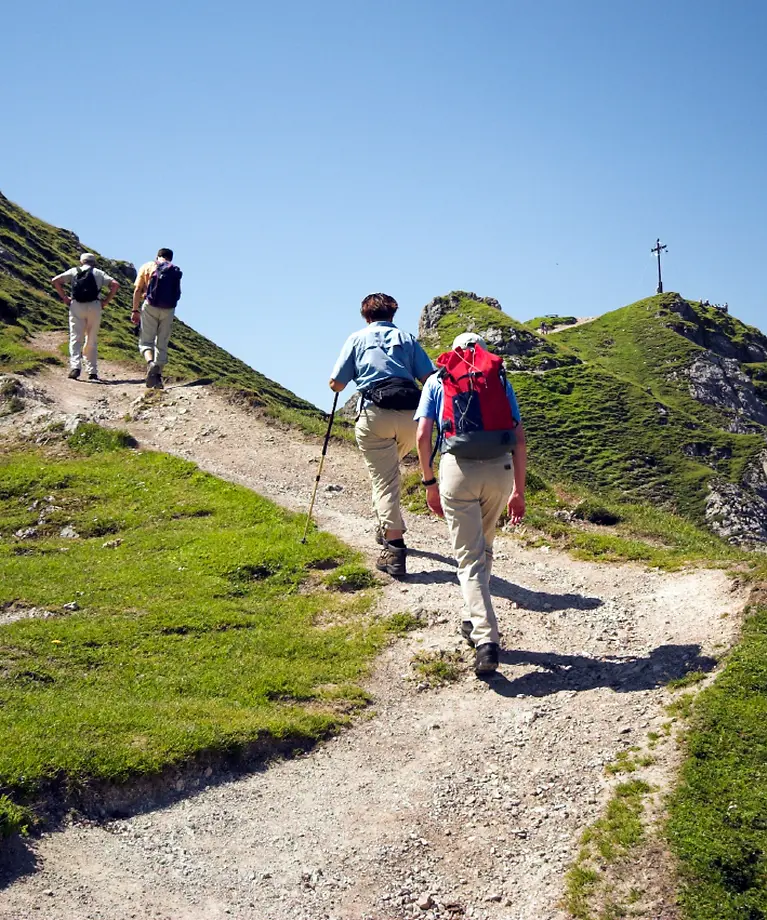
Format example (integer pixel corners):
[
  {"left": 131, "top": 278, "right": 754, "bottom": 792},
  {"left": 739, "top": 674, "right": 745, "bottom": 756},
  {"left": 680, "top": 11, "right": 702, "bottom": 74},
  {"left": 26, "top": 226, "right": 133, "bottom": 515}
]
[{"left": 361, "top": 376, "right": 421, "bottom": 411}]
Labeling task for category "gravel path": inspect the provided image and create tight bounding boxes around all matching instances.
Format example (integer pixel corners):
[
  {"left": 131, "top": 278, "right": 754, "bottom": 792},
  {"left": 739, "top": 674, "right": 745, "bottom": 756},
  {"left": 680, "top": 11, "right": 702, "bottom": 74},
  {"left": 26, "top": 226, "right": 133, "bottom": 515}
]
[{"left": 0, "top": 344, "right": 746, "bottom": 919}]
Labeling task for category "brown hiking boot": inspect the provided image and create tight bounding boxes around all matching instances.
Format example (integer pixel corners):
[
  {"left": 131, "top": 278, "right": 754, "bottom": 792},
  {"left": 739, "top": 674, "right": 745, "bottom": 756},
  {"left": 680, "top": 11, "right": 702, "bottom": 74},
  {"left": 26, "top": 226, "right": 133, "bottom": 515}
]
[
  {"left": 376, "top": 542, "right": 407, "bottom": 578},
  {"left": 146, "top": 364, "right": 163, "bottom": 390}
]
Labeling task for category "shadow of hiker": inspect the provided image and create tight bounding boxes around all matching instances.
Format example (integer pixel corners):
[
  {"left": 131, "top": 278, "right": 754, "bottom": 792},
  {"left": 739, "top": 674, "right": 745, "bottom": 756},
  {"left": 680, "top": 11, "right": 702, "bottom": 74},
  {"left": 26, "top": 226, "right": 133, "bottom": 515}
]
[
  {"left": 491, "top": 579, "right": 603, "bottom": 612},
  {"left": 102, "top": 378, "right": 147, "bottom": 386},
  {"left": 407, "top": 547, "right": 458, "bottom": 567},
  {"left": 406, "top": 564, "right": 604, "bottom": 614},
  {"left": 484, "top": 644, "right": 716, "bottom": 697},
  {"left": 0, "top": 834, "right": 40, "bottom": 891}
]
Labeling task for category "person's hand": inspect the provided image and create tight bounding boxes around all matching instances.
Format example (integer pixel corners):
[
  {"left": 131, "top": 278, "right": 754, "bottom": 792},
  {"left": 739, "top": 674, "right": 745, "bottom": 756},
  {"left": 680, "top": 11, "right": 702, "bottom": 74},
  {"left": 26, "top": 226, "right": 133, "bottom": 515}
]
[
  {"left": 130, "top": 310, "right": 140, "bottom": 326},
  {"left": 64, "top": 296, "right": 72, "bottom": 306},
  {"left": 507, "top": 491, "right": 525, "bottom": 525},
  {"left": 425, "top": 484, "right": 444, "bottom": 518}
]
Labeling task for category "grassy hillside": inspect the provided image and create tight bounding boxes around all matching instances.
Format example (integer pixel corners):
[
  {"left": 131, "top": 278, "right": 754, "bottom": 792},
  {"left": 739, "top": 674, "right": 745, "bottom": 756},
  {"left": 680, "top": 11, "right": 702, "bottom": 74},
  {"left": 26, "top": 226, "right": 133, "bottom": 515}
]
[
  {"left": 420, "top": 293, "right": 766, "bottom": 528},
  {"left": 0, "top": 424, "right": 389, "bottom": 836},
  {"left": 555, "top": 293, "right": 767, "bottom": 432},
  {"left": 0, "top": 193, "right": 330, "bottom": 434}
]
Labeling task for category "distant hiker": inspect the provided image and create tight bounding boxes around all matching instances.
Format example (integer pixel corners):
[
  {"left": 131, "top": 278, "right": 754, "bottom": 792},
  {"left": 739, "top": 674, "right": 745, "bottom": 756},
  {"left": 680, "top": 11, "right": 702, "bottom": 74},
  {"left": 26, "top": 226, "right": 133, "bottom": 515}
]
[
  {"left": 329, "top": 293, "right": 434, "bottom": 577},
  {"left": 415, "top": 332, "right": 527, "bottom": 676},
  {"left": 132, "top": 248, "right": 182, "bottom": 389},
  {"left": 51, "top": 253, "right": 119, "bottom": 381}
]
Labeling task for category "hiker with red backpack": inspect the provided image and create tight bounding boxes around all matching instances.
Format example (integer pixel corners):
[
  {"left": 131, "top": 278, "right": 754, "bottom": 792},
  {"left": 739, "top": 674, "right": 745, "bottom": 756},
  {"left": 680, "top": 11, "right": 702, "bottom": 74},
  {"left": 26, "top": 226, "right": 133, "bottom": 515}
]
[
  {"left": 51, "top": 253, "right": 120, "bottom": 382},
  {"left": 329, "top": 293, "right": 435, "bottom": 577},
  {"left": 415, "top": 332, "right": 527, "bottom": 676},
  {"left": 132, "top": 248, "right": 183, "bottom": 389}
]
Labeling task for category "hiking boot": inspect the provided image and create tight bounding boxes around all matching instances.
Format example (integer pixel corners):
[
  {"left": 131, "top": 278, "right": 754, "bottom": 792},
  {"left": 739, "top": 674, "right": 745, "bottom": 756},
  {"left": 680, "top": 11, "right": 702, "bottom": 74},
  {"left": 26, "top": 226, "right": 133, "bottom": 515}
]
[
  {"left": 474, "top": 642, "right": 499, "bottom": 676},
  {"left": 146, "top": 365, "right": 163, "bottom": 390},
  {"left": 376, "top": 542, "right": 407, "bottom": 578},
  {"left": 68, "top": 367, "right": 81, "bottom": 380},
  {"left": 88, "top": 373, "right": 99, "bottom": 381},
  {"left": 461, "top": 620, "right": 476, "bottom": 648}
]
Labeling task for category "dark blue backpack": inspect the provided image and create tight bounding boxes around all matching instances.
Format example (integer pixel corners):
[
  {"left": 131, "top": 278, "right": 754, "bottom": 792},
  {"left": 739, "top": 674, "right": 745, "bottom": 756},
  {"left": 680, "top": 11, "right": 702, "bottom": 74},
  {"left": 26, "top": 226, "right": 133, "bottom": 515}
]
[{"left": 146, "top": 262, "right": 182, "bottom": 309}]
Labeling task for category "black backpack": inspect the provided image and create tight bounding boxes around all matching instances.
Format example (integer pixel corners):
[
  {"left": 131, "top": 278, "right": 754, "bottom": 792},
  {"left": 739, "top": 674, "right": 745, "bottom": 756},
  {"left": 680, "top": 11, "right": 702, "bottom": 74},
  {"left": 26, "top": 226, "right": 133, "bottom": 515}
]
[
  {"left": 71, "top": 267, "right": 99, "bottom": 303},
  {"left": 146, "top": 262, "right": 182, "bottom": 309}
]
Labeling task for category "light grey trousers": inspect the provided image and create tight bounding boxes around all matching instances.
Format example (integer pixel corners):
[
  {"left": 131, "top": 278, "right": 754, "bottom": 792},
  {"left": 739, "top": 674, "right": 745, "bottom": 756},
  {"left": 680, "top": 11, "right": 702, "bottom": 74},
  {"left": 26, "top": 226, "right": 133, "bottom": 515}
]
[
  {"left": 68, "top": 300, "right": 102, "bottom": 373},
  {"left": 440, "top": 452, "right": 515, "bottom": 647},
  {"left": 138, "top": 302, "right": 175, "bottom": 368}
]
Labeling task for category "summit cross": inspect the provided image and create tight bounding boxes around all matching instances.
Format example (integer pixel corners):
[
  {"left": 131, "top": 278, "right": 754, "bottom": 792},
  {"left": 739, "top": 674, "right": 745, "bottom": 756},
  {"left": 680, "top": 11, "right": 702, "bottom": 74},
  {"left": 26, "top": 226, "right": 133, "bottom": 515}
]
[{"left": 651, "top": 238, "right": 668, "bottom": 294}]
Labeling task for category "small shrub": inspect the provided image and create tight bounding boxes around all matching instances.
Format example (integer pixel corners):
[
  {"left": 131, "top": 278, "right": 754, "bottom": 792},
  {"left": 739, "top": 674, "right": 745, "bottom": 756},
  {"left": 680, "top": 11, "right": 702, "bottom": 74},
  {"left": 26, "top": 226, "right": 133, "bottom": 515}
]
[
  {"left": 0, "top": 795, "right": 30, "bottom": 838},
  {"left": 411, "top": 650, "right": 463, "bottom": 685},
  {"left": 68, "top": 423, "right": 137, "bottom": 454},
  {"left": 572, "top": 500, "right": 622, "bottom": 526},
  {"left": 324, "top": 564, "right": 376, "bottom": 592},
  {"left": 386, "top": 611, "right": 425, "bottom": 634}
]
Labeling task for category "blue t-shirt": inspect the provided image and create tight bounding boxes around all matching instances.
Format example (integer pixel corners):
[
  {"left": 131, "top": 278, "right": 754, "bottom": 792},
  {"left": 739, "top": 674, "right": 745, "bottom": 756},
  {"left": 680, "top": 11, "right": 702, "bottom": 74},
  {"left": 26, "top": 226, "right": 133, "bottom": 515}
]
[
  {"left": 414, "top": 373, "right": 522, "bottom": 426},
  {"left": 330, "top": 322, "right": 435, "bottom": 393}
]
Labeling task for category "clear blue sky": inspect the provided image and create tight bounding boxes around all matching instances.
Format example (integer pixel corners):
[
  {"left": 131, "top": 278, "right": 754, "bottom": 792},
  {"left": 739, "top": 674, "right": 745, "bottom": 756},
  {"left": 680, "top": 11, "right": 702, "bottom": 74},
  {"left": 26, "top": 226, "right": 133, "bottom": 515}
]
[{"left": 3, "top": 0, "right": 766, "bottom": 410}]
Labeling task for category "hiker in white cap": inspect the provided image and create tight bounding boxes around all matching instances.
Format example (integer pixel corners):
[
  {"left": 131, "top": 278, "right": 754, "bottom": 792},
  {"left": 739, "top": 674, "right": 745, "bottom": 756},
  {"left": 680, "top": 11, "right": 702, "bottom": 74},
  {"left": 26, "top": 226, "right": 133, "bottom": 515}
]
[
  {"left": 414, "top": 332, "right": 527, "bottom": 676},
  {"left": 51, "top": 253, "right": 119, "bottom": 381}
]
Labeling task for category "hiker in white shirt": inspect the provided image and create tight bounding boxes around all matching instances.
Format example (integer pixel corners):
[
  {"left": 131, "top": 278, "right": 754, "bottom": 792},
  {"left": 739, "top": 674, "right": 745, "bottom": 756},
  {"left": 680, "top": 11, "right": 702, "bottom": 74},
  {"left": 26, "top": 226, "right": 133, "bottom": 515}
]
[{"left": 52, "top": 253, "right": 119, "bottom": 382}]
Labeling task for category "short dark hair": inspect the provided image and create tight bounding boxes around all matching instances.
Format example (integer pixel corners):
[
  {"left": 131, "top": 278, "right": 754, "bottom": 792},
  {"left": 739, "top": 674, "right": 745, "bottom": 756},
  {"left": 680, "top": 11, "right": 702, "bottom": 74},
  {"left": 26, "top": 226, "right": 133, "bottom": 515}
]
[
  {"left": 157, "top": 248, "right": 174, "bottom": 261},
  {"left": 361, "top": 293, "right": 398, "bottom": 322}
]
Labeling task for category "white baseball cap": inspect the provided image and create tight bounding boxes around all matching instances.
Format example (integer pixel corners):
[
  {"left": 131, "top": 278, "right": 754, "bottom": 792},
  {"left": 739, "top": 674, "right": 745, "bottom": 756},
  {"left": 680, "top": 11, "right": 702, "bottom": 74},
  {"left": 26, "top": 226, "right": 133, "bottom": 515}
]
[
  {"left": 80, "top": 253, "right": 97, "bottom": 265},
  {"left": 452, "top": 332, "right": 487, "bottom": 350}
]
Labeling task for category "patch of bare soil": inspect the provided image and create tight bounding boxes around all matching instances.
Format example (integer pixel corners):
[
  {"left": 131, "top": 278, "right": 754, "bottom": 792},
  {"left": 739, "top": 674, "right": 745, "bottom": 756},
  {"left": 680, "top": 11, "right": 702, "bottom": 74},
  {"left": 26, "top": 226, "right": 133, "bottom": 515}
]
[{"left": 0, "top": 345, "right": 745, "bottom": 919}]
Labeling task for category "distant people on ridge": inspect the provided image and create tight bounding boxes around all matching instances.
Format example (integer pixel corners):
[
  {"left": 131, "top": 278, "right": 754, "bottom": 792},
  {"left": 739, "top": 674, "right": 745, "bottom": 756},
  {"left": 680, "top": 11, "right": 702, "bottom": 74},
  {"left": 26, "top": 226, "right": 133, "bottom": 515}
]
[
  {"left": 51, "top": 253, "right": 119, "bottom": 382},
  {"left": 132, "top": 248, "right": 183, "bottom": 390},
  {"left": 415, "top": 332, "right": 527, "bottom": 676},
  {"left": 329, "top": 293, "right": 434, "bottom": 578}
]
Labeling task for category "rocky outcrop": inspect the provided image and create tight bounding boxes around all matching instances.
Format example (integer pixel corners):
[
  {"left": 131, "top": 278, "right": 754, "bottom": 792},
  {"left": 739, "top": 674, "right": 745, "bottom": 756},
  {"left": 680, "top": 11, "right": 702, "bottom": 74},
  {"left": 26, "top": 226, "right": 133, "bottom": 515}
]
[
  {"left": 418, "top": 291, "right": 502, "bottom": 342},
  {"left": 418, "top": 291, "right": 579, "bottom": 370},
  {"left": 683, "top": 354, "right": 767, "bottom": 431},
  {"left": 705, "top": 480, "right": 767, "bottom": 545},
  {"left": 663, "top": 294, "right": 767, "bottom": 363}
]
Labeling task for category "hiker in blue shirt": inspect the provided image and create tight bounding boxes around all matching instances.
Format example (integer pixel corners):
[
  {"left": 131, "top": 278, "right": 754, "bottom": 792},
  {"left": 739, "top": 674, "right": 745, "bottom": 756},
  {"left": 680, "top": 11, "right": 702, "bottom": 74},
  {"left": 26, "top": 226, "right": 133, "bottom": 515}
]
[
  {"left": 415, "top": 332, "right": 527, "bottom": 676},
  {"left": 330, "top": 293, "right": 434, "bottom": 577}
]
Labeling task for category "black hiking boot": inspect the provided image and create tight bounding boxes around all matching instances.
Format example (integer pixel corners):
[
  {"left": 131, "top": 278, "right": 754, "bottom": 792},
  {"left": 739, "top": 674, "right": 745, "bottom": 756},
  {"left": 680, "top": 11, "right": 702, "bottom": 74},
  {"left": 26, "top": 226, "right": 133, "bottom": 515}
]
[
  {"left": 474, "top": 643, "right": 499, "bottom": 676},
  {"left": 461, "top": 620, "right": 476, "bottom": 648},
  {"left": 88, "top": 372, "right": 99, "bottom": 381},
  {"left": 68, "top": 367, "right": 81, "bottom": 380},
  {"left": 376, "top": 542, "right": 407, "bottom": 578}
]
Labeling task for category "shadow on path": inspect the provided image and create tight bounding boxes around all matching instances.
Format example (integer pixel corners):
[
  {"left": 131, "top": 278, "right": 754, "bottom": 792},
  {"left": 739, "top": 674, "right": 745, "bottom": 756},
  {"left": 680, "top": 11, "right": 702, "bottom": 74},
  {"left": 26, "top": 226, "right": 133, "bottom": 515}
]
[
  {"left": 0, "top": 834, "right": 40, "bottom": 891},
  {"left": 483, "top": 643, "right": 716, "bottom": 697}
]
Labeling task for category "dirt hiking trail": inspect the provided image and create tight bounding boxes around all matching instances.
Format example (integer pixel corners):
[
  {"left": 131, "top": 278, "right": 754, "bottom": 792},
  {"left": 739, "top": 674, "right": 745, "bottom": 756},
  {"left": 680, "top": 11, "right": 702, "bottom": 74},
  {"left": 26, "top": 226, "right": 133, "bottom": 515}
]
[{"left": 0, "top": 341, "right": 746, "bottom": 920}]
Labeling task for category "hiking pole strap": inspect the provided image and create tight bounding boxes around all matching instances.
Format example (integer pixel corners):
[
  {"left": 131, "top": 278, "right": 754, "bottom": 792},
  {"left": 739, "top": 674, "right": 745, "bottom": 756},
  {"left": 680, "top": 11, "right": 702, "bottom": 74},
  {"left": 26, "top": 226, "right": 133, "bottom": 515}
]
[{"left": 301, "top": 392, "right": 339, "bottom": 542}]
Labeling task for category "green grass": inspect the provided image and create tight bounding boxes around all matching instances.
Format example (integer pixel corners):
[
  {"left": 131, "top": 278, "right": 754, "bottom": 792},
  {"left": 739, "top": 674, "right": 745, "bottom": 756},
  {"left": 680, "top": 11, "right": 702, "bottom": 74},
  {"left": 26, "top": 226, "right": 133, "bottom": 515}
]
[
  {"left": 564, "top": 780, "right": 653, "bottom": 920},
  {"left": 386, "top": 610, "right": 425, "bottom": 634},
  {"left": 410, "top": 650, "right": 463, "bottom": 685},
  {"left": 0, "top": 431, "right": 388, "bottom": 827},
  {"left": 667, "top": 599, "right": 767, "bottom": 919}
]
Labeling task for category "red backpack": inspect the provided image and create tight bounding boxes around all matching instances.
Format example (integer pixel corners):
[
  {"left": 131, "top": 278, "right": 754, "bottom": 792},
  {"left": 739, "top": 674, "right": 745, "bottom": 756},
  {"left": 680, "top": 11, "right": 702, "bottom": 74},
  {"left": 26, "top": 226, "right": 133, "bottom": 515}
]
[{"left": 434, "top": 343, "right": 517, "bottom": 459}]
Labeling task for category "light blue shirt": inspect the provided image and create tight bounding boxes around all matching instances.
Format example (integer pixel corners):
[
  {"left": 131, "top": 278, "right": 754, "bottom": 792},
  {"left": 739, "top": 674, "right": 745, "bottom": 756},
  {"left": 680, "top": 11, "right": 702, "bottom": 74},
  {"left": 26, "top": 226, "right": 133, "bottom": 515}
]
[
  {"left": 330, "top": 322, "right": 435, "bottom": 393},
  {"left": 414, "top": 373, "right": 522, "bottom": 426}
]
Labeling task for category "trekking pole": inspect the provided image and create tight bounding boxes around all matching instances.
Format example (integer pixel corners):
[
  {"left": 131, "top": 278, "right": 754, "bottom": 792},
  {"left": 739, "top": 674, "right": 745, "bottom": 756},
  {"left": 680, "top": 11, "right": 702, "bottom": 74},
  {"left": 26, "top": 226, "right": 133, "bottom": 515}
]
[{"left": 300, "top": 391, "right": 339, "bottom": 543}]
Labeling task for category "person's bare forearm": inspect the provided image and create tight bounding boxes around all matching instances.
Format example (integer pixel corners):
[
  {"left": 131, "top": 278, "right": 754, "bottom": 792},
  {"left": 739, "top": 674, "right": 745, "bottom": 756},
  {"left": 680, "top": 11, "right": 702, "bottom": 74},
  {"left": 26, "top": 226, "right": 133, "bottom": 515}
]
[
  {"left": 512, "top": 426, "right": 527, "bottom": 496},
  {"left": 102, "top": 280, "right": 119, "bottom": 308},
  {"left": 416, "top": 419, "right": 435, "bottom": 480},
  {"left": 53, "top": 280, "right": 70, "bottom": 305}
]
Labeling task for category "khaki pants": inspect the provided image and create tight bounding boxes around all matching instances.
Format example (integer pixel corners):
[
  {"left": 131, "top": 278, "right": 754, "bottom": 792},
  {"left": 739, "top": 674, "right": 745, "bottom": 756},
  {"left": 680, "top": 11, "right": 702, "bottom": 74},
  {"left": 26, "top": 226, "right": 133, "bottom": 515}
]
[
  {"left": 139, "top": 302, "right": 175, "bottom": 368},
  {"left": 355, "top": 406, "right": 417, "bottom": 533},
  {"left": 68, "top": 300, "right": 102, "bottom": 374},
  {"left": 440, "top": 452, "right": 514, "bottom": 647}
]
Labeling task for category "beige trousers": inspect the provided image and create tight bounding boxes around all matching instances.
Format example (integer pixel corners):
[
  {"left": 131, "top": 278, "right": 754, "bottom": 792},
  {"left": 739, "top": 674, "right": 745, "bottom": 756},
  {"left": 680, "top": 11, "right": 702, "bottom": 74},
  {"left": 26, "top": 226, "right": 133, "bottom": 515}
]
[
  {"left": 440, "top": 452, "right": 515, "bottom": 647},
  {"left": 139, "top": 302, "right": 176, "bottom": 368},
  {"left": 68, "top": 300, "right": 102, "bottom": 374},
  {"left": 355, "top": 406, "right": 417, "bottom": 533}
]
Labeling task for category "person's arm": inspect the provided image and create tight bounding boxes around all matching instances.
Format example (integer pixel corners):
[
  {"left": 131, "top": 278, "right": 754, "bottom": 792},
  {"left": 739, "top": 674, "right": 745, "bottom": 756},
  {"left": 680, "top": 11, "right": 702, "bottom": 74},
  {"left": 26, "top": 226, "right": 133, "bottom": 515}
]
[
  {"left": 507, "top": 424, "right": 527, "bottom": 524},
  {"left": 51, "top": 271, "right": 72, "bottom": 306},
  {"left": 416, "top": 416, "right": 443, "bottom": 518},
  {"left": 329, "top": 378, "right": 347, "bottom": 392},
  {"left": 101, "top": 279, "right": 119, "bottom": 309},
  {"left": 132, "top": 264, "right": 150, "bottom": 315},
  {"left": 328, "top": 335, "right": 356, "bottom": 392}
]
